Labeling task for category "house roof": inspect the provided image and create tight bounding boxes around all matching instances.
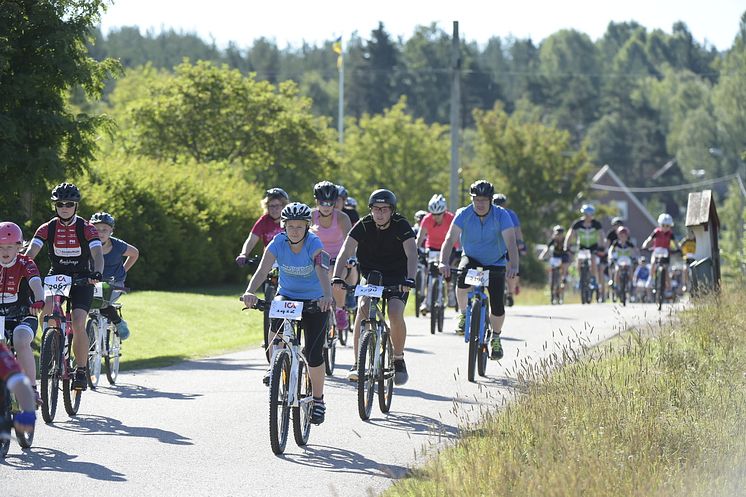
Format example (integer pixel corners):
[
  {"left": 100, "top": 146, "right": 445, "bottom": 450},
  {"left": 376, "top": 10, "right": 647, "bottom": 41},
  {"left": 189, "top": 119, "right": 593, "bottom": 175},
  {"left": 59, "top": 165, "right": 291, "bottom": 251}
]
[
  {"left": 591, "top": 165, "right": 657, "bottom": 225},
  {"left": 686, "top": 190, "right": 720, "bottom": 227}
]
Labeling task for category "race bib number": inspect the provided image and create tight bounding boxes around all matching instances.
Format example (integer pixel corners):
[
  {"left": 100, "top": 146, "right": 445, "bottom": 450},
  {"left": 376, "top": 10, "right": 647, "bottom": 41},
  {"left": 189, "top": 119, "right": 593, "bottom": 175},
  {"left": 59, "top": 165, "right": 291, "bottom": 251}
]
[
  {"left": 355, "top": 285, "right": 384, "bottom": 298},
  {"left": 44, "top": 275, "right": 73, "bottom": 297},
  {"left": 465, "top": 268, "right": 489, "bottom": 286},
  {"left": 427, "top": 250, "right": 440, "bottom": 263},
  {"left": 617, "top": 256, "right": 632, "bottom": 267},
  {"left": 577, "top": 249, "right": 592, "bottom": 261},
  {"left": 549, "top": 257, "right": 562, "bottom": 268},
  {"left": 268, "top": 300, "right": 304, "bottom": 320},
  {"left": 93, "top": 282, "right": 104, "bottom": 298},
  {"left": 653, "top": 247, "right": 669, "bottom": 258}
]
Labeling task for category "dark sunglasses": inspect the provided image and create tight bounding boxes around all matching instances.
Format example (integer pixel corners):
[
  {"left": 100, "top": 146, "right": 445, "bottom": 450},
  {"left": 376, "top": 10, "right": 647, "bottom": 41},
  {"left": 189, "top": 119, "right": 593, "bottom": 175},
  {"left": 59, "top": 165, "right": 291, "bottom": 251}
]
[
  {"left": 319, "top": 201, "right": 335, "bottom": 207},
  {"left": 55, "top": 201, "right": 76, "bottom": 208}
]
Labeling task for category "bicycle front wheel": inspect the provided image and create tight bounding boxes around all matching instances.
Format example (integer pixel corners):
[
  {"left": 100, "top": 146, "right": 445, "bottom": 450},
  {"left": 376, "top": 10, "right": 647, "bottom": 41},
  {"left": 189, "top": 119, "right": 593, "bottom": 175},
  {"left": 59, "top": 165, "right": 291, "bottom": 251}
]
[
  {"left": 429, "top": 278, "right": 439, "bottom": 335},
  {"left": 40, "top": 328, "right": 61, "bottom": 423},
  {"left": 657, "top": 268, "right": 665, "bottom": 311},
  {"left": 323, "top": 313, "right": 336, "bottom": 376},
  {"left": 1, "top": 387, "right": 11, "bottom": 457},
  {"left": 63, "top": 338, "right": 82, "bottom": 417},
  {"left": 292, "top": 359, "right": 313, "bottom": 446},
  {"left": 357, "top": 330, "right": 376, "bottom": 420},
  {"left": 378, "top": 330, "right": 394, "bottom": 413},
  {"left": 467, "top": 299, "right": 481, "bottom": 382},
  {"left": 86, "top": 318, "right": 102, "bottom": 390},
  {"left": 268, "top": 349, "right": 291, "bottom": 455},
  {"left": 104, "top": 324, "right": 121, "bottom": 385},
  {"left": 414, "top": 270, "right": 423, "bottom": 317}
]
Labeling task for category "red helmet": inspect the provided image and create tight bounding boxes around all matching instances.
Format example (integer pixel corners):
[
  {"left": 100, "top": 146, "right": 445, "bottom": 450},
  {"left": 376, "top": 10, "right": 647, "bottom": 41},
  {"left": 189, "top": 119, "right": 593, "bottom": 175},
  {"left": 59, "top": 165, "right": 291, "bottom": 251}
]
[{"left": 0, "top": 222, "right": 23, "bottom": 245}]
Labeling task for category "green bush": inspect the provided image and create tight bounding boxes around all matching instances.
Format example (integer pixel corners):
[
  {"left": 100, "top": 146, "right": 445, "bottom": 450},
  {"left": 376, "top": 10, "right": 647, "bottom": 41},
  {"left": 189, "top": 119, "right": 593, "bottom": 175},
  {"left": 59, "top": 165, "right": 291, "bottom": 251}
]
[{"left": 74, "top": 154, "right": 262, "bottom": 289}]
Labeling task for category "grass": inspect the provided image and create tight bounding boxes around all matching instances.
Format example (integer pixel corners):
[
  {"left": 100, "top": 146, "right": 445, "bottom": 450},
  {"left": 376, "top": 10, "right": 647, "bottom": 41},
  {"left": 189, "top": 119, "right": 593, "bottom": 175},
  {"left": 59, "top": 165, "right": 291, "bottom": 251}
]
[{"left": 385, "top": 288, "right": 746, "bottom": 497}]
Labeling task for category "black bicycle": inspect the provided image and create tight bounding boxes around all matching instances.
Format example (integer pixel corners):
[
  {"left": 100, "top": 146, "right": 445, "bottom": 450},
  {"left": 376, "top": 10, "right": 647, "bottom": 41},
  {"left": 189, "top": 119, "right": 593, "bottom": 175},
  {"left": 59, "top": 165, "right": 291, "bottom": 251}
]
[
  {"left": 424, "top": 250, "right": 445, "bottom": 334},
  {"left": 576, "top": 249, "right": 594, "bottom": 305}
]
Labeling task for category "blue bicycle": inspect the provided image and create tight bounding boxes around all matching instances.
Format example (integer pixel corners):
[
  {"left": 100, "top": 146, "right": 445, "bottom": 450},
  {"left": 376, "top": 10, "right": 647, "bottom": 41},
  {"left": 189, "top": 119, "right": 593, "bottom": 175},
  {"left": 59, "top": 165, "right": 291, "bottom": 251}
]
[{"left": 462, "top": 268, "right": 491, "bottom": 382}]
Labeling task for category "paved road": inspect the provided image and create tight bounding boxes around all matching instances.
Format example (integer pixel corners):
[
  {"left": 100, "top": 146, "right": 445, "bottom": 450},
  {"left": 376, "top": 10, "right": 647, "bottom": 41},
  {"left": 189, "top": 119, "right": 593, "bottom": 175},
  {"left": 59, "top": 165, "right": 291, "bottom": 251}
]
[{"left": 1, "top": 303, "right": 672, "bottom": 496}]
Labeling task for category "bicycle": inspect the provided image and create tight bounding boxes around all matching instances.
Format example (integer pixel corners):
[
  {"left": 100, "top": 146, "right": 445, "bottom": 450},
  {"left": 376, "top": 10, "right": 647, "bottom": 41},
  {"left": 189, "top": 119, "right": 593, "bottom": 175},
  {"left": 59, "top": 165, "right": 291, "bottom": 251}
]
[
  {"left": 39, "top": 275, "right": 89, "bottom": 423},
  {"left": 461, "top": 268, "right": 492, "bottom": 382},
  {"left": 424, "top": 250, "right": 445, "bottom": 334},
  {"left": 652, "top": 247, "right": 673, "bottom": 311},
  {"left": 548, "top": 256, "right": 563, "bottom": 305},
  {"left": 244, "top": 298, "right": 315, "bottom": 455},
  {"left": 612, "top": 255, "right": 633, "bottom": 306},
  {"left": 1, "top": 318, "right": 34, "bottom": 452},
  {"left": 86, "top": 281, "right": 128, "bottom": 388},
  {"left": 322, "top": 306, "right": 337, "bottom": 376},
  {"left": 576, "top": 249, "right": 594, "bottom": 305},
  {"left": 414, "top": 252, "right": 426, "bottom": 317},
  {"left": 248, "top": 256, "right": 278, "bottom": 363}
]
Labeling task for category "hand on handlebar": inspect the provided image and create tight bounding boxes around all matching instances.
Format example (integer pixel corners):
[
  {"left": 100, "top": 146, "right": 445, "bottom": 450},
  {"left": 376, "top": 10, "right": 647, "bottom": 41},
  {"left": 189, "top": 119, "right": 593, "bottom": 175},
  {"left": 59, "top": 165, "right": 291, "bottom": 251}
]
[
  {"left": 400, "top": 278, "right": 416, "bottom": 294},
  {"left": 88, "top": 271, "right": 102, "bottom": 285},
  {"left": 319, "top": 294, "right": 334, "bottom": 312},
  {"left": 242, "top": 292, "right": 258, "bottom": 309},
  {"left": 235, "top": 254, "right": 249, "bottom": 267}
]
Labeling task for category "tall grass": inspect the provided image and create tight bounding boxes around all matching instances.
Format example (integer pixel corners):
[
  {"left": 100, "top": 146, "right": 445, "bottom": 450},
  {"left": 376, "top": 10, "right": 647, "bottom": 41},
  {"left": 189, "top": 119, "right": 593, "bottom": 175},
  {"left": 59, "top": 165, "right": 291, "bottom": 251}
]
[{"left": 387, "top": 289, "right": 746, "bottom": 497}]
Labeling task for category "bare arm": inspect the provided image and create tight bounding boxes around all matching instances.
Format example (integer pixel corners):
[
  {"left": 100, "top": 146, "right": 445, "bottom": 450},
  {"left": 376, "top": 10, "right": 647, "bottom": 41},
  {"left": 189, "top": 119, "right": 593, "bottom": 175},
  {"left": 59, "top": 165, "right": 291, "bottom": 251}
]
[
  {"left": 24, "top": 243, "right": 41, "bottom": 259},
  {"left": 29, "top": 277, "right": 44, "bottom": 303},
  {"left": 403, "top": 238, "right": 418, "bottom": 282},
  {"left": 641, "top": 235, "right": 653, "bottom": 250},
  {"left": 123, "top": 243, "right": 140, "bottom": 273},
  {"left": 244, "top": 251, "right": 277, "bottom": 295},
  {"left": 312, "top": 249, "right": 334, "bottom": 311},
  {"left": 239, "top": 233, "right": 260, "bottom": 257},
  {"left": 333, "top": 236, "right": 358, "bottom": 280},
  {"left": 503, "top": 227, "right": 520, "bottom": 279},
  {"left": 338, "top": 210, "right": 352, "bottom": 235},
  {"left": 415, "top": 225, "right": 428, "bottom": 248},
  {"left": 438, "top": 223, "right": 462, "bottom": 279},
  {"left": 563, "top": 229, "right": 575, "bottom": 251},
  {"left": 90, "top": 244, "right": 104, "bottom": 275}
]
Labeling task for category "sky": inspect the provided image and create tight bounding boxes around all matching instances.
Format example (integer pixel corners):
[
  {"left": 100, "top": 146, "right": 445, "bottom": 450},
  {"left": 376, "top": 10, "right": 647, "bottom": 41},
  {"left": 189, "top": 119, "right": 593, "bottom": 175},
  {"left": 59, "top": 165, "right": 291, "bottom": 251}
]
[{"left": 98, "top": 0, "right": 744, "bottom": 51}]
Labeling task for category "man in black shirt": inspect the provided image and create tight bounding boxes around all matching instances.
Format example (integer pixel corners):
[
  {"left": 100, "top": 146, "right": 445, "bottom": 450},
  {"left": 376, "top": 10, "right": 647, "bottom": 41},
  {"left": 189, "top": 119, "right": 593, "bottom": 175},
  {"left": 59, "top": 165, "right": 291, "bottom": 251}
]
[{"left": 332, "top": 189, "right": 417, "bottom": 385}]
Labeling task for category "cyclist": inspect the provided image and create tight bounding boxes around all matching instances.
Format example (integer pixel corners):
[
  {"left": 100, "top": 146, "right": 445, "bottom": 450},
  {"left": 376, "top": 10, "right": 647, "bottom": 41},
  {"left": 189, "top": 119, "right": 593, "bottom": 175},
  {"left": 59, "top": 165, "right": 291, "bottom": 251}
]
[
  {"left": 25, "top": 183, "right": 104, "bottom": 391},
  {"left": 412, "top": 210, "right": 427, "bottom": 237},
  {"left": 642, "top": 213, "right": 681, "bottom": 293},
  {"left": 0, "top": 342, "right": 37, "bottom": 437},
  {"left": 242, "top": 202, "right": 333, "bottom": 425},
  {"left": 680, "top": 230, "right": 696, "bottom": 291},
  {"left": 309, "top": 181, "right": 355, "bottom": 332},
  {"left": 0, "top": 222, "right": 45, "bottom": 405},
  {"left": 564, "top": 204, "right": 604, "bottom": 294},
  {"left": 343, "top": 196, "right": 360, "bottom": 226},
  {"left": 415, "top": 194, "right": 457, "bottom": 315},
  {"left": 539, "top": 225, "right": 570, "bottom": 300},
  {"left": 235, "top": 188, "right": 290, "bottom": 266},
  {"left": 633, "top": 256, "right": 651, "bottom": 302},
  {"left": 493, "top": 193, "right": 526, "bottom": 298},
  {"left": 608, "top": 226, "right": 637, "bottom": 295},
  {"left": 89, "top": 212, "right": 139, "bottom": 340},
  {"left": 332, "top": 189, "right": 418, "bottom": 385},
  {"left": 603, "top": 217, "right": 625, "bottom": 291},
  {"left": 439, "top": 180, "right": 519, "bottom": 360}
]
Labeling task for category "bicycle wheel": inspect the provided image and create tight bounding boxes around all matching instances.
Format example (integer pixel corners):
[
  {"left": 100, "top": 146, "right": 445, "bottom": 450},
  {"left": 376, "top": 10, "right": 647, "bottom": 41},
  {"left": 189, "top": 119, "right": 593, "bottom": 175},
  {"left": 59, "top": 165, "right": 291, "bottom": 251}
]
[
  {"left": 339, "top": 307, "right": 350, "bottom": 346},
  {"left": 292, "top": 359, "right": 312, "bottom": 447},
  {"left": 437, "top": 285, "right": 445, "bottom": 333},
  {"left": 62, "top": 335, "right": 82, "bottom": 417},
  {"left": 1, "top": 387, "right": 11, "bottom": 457},
  {"left": 550, "top": 268, "right": 558, "bottom": 304},
  {"left": 86, "top": 318, "right": 102, "bottom": 390},
  {"left": 620, "top": 270, "right": 628, "bottom": 306},
  {"left": 580, "top": 265, "right": 590, "bottom": 304},
  {"left": 13, "top": 398, "right": 34, "bottom": 449},
  {"left": 378, "top": 329, "right": 394, "bottom": 413},
  {"left": 414, "top": 270, "right": 423, "bottom": 317},
  {"left": 477, "top": 329, "right": 489, "bottom": 377},
  {"left": 357, "top": 329, "right": 376, "bottom": 420},
  {"left": 268, "top": 349, "right": 291, "bottom": 455},
  {"left": 429, "top": 278, "right": 439, "bottom": 335},
  {"left": 40, "top": 328, "right": 61, "bottom": 423},
  {"left": 104, "top": 323, "right": 121, "bottom": 385},
  {"left": 263, "top": 284, "right": 276, "bottom": 363},
  {"left": 323, "top": 315, "right": 336, "bottom": 376},
  {"left": 657, "top": 267, "right": 665, "bottom": 311},
  {"left": 467, "top": 299, "right": 481, "bottom": 382}
]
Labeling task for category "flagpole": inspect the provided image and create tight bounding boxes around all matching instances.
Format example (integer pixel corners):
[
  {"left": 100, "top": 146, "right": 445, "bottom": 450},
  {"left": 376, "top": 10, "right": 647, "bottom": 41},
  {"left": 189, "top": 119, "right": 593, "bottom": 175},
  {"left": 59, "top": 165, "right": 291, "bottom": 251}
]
[{"left": 338, "top": 42, "right": 344, "bottom": 145}]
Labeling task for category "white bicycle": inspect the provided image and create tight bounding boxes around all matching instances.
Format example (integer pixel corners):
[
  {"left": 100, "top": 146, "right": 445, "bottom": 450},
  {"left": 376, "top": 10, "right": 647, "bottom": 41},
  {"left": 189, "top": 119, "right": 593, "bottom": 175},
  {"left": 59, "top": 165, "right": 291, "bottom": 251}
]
[{"left": 86, "top": 281, "right": 127, "bottom": 389}]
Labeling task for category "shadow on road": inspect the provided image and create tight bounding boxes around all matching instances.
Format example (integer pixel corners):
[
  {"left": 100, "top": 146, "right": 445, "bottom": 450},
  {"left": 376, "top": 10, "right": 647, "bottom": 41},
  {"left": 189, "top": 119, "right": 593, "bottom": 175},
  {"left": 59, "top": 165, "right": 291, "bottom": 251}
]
[
  {"left": 282, "top": 444, "right": 409, "bottom": 478},
  {"left": 402, "top": 347, "right": 435, "bottom": 355},
  {"left": 1, "top": 446, "right": 127, "bottom": 481},
  {"left": 166, "top": 357, "right": 258, "bottom": 372},
  {"left": 95, "top": 383, "right": 203, "bottom": 401},
  {"left": 365, "top": 411, "right": 458, "bottom": 439},
  {"left": 48, "top": 414, "right": 193, "bottom": 446},
  {"left": 510, "top": 313, "right": 576, "bottom": 321}
]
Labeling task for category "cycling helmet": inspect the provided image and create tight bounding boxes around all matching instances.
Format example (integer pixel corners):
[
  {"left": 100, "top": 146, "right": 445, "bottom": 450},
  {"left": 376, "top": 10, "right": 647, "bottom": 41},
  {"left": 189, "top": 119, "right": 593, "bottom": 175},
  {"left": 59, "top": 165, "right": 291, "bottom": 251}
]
[
  {"left": 0, "top": 222, "right": 23, "bottom": 245},
  {"left": 414, "top": 210, "right": 427, "bottom": 222},
  {"left": 50, "top": 183, "right": 81, "bottom": 202},
  {"left": 492, "top": 193, "right": 507, "bottom": 206},
  {"left": 427, "top": 194, "right": 447, "bottom": 214},
  {"left": 281, "top": 202, "right": 312, "bottom": 223},
  {"left": 313, "top": 181, "right": 339, "bottom": 202},
  {"left": 617, "top": 226, "right": 630, "bottom": 236},
  {"left": 368, "top": 189, "right": 397, "bottom": 209},
  {"left": 611, "top": 216, "right": 624, "bottom": 226},
  {"left": 470, "top": 180, "right": 494, "bottom": 198},
  {"left": 337, "top": 185, "right": 349, "bottom": 198},
  {"left": 580, "top": 204, "right": 595, "bottom": 216},
  {"left": 658, "top": 213, "right": 674, "bottom": 227},
  {"left": 265, "top": 187, "right": 289, "bottom": 201},
  {"left": 552, "top": 225, "right": 564, "bottom": 234},
  {"left": 90, "top": 212, "right": 115, "bottom": 228},
  {"left": 345, "top": 196, "right": 358, "bottom": 208}
]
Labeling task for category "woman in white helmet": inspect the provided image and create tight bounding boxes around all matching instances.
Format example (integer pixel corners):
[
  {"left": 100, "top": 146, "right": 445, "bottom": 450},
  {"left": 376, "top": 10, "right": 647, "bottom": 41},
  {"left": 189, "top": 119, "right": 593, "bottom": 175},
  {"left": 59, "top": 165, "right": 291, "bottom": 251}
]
[
  {"left": 415, "top": 194, "right": 457, "bottom": 314},
  {"left": 641, "top": 213, "right": 681, "bottom": 294}
]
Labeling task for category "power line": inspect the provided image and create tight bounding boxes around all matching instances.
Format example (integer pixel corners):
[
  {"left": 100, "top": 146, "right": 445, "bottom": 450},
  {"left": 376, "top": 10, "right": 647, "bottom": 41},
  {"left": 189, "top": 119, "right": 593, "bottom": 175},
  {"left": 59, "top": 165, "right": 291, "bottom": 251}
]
[{"left": 591, "top": 173, "right": 746, "bottom": 197}]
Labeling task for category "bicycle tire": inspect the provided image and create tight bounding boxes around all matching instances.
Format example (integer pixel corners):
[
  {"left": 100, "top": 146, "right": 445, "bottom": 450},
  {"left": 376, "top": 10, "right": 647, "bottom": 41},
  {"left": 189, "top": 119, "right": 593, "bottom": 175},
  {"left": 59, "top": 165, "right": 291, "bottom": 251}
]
[
  {"left": 292, "top": 359, "right": 312, "bottom": 446},
  {"left": 323, "top": 317, "right": 336, "bottom": 376},
  {"left": 339, "top": 307, "right": 351, "bottom": 346},
  {"left": 86, "top": 318, "right": 101, "bottom": 390},
  {"left": 467, "top": 299, "right": 481, "bottom": 382},
  {"left": 620, "top": 270, "right": 628, "bottom": 306},
  {"left": 104, "top": 324, "right": 121, "bottom": 385},
  {"left": 477, "top": 338, "right": 489, "bottom": 377},
  {"left": 437, "top": 298, "right": 445, "bottom": 333},
  {"left": 268, "top": 349, "right": 291, "bottom": 455},
  {"left": 580, "top": 264, "right": 590, "bottom": 304},
  {"left": 357, "top": 329, "right": 376, "bottom": 420},
  {"left": 378, "top": 329, "right": 394, "bottom": 413},
  {"left": 550, "top": 268, "right": 558, "bottom": 304},
  {"left": 15, "top": 416, "right": 34, "bottom": 449},
  {"left": 657, "top": 267, "right": 665, "bottom": 311},
  {"left": 414, "top": 270, "right": 423, "bottom": 317},
  {"left": 429, "top": 278, "right": 438, "bottom": 335},
  {"left": 263, "top": 283, "right": 276, "bottom": 363},
  {"left": 1, "top": 387, "right": 11, "bottom": 457},
  {"left": 62, "top": 336, "right": 82, "bottom": 417},
  {"left": 40, "top": 328, "right": 61, "bottom": 423}
]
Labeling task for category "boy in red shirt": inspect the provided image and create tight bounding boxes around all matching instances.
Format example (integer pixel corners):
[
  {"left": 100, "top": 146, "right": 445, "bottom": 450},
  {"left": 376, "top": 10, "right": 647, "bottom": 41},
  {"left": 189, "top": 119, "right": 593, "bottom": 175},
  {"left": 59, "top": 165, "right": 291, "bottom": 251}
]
[{"left": 642, "top": 213, "right": 681, "bottom": 293}]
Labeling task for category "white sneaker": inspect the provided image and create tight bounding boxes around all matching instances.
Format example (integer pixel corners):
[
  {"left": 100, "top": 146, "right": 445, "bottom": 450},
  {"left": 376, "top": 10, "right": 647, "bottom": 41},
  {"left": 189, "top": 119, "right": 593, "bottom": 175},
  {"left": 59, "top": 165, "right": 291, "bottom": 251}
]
[{"left": 347, "top": 365, "right": 358, "bottom": 382}]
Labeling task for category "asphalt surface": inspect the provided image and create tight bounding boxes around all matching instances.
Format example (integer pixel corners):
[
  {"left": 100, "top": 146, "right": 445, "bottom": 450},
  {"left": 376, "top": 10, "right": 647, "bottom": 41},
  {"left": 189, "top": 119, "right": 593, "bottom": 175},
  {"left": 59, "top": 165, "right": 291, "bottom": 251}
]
[{"left": 1, "top": 302, "right": 674, "bottom": 496}]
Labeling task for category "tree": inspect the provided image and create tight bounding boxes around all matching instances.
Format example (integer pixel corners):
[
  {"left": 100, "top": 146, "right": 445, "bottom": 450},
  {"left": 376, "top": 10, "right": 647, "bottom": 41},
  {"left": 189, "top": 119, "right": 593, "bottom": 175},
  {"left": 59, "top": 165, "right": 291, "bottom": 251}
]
[{"left": 0, "top": 0, "right": 120, "bottom": 221}]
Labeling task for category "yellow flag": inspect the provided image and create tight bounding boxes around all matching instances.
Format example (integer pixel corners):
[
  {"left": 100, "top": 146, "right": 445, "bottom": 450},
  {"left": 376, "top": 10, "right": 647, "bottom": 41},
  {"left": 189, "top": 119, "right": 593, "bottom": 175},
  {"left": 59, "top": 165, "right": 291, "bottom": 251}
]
[{"left": 332, "top": 36, "right": 343, "bottom": 69}]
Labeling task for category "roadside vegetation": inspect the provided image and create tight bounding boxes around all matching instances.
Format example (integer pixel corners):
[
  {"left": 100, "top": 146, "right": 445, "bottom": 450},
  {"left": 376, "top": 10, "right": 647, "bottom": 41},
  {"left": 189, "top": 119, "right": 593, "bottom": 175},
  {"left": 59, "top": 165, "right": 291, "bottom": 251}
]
[{"left": 386, "top": 287, "right": 746, "bottom": 497}]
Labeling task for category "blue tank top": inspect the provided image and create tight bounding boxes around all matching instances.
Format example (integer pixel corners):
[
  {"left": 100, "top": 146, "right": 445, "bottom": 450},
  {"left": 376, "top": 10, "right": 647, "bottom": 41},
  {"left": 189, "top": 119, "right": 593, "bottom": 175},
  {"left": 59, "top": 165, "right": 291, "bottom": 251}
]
[{"left": 103, "top": 237, "right": 128, "bottom": 283}]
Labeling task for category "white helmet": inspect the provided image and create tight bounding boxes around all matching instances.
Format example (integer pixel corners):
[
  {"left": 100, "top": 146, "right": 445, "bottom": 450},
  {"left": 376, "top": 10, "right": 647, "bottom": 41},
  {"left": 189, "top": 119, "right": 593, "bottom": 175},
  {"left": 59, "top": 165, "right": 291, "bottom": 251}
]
[
  {"left": 427, "top": 194, "right": 447, "bottom": 214},
  {"left": 657, "top": 213, "right": 674, "bottom": 227}
]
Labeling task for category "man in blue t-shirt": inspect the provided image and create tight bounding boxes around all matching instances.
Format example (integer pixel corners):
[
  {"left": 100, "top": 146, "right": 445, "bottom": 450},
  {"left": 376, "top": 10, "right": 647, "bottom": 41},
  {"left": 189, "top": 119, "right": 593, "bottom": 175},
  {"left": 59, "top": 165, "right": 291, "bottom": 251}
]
[{"left": 439, "top": 180, "right": 519, "bottom": 360}]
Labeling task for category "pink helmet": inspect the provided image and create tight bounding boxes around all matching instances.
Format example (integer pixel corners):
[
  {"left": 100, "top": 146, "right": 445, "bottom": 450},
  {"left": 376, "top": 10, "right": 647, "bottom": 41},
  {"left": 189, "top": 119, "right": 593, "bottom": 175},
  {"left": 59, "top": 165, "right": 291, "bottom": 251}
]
[{"left": 0, "top": 222, "right": 23, "bottom": 245}]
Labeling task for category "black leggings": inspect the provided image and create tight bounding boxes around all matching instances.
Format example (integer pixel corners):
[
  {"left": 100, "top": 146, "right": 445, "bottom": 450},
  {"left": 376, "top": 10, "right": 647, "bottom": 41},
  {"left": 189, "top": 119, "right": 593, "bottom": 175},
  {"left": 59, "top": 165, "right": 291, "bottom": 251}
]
[
  {"left": 270, "top": 296, "right": 328, "bottom": 368},
  {"left": 456, "top": 256, "right": 507, "bottom": 317}
]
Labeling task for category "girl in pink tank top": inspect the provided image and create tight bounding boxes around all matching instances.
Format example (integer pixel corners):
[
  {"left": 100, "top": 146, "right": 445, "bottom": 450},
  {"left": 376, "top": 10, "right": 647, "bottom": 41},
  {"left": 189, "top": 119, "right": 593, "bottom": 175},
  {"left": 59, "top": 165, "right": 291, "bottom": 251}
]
[{"left": 311, "top": 209, "right": 345, "bottom": 258}]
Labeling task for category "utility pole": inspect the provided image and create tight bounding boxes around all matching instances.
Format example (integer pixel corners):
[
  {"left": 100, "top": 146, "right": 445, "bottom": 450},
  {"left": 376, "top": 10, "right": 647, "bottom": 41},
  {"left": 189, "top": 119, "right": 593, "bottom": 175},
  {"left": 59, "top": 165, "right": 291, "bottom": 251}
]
[{"left": 449, "top": 21, "right": 461, "bottom": 211}]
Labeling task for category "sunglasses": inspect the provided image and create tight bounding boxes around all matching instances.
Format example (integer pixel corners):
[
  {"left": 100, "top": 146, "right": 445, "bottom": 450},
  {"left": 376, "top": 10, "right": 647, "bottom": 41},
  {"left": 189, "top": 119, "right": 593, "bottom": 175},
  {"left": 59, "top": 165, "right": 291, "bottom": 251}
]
[
  {"left": 55, "top": 201, "right": 76, "bottom": 208},
  {"left": 319, "top": 201, "right": 335, "bottom": 207}
]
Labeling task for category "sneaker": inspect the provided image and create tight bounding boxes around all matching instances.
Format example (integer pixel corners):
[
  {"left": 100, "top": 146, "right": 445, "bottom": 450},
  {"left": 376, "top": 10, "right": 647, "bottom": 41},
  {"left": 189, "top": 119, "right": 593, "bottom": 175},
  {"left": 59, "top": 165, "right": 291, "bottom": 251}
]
[
  {"left": 393, "top": 359, "right": 409, "bottom": 385},
  {"left": 310, "top": 398, "right": 326, "bottom": 425},
  {"left": 72, "top": 367, "right": 88, "bottom": 391},
  {"left": 490, "top": 335, "right": 504, "bottom": 360},
  {"left": 419, "top": 303, "right": 428, "bottom": 315},
  {"left": 116, "top": 320, "right": 130, "bottom": 341},
  {"left": 32, "top": 386, "right": 43, "bottom": 409},
  {"left": 455, "top": 313, "right": 465, "bottom": 335},
  {"left": 347, "top": 364, "right": 358, "bottom": 382},
  {"left": 334, "top": 308, "right": 348, "bottom": 331},
  {"left": 262, "top": 369, "right": 271, "bottom": 386}
]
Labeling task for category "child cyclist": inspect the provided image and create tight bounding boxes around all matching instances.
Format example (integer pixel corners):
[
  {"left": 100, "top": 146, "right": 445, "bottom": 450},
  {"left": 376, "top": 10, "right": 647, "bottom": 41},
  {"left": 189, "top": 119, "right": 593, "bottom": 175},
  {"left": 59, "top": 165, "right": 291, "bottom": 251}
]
[
  {"left": 539, "top": 225, "right": 570, "bottom": 300},
  {"left": 608, "top": 226, "right": 637, "bottom": 295},
  {"left": 242, "top": 203, "right": 334, "bottom": 425},
  {"left": 0, "top": 222, "right": 45, "bottom": 406},
  {"left": 642, "top": 213, "right": 681, "bottom": 293},
  {"left": 89, "top": 212, "right": 140, "bottom": 340}
]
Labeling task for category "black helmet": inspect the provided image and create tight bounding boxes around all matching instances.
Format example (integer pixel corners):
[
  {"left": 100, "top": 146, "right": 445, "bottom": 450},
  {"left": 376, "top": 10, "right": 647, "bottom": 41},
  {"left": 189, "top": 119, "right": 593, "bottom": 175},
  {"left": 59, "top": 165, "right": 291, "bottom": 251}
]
[
  {"left": 90, "top": 212, "right": 115, "bottom": 228},
  {"left": 368, "top": 189, "right": 397, "bottom": 209},
  {"left": 314, "top": 181, "right": 339, "bottom": 202},
  {"left": 470, "top": 180, "right": 494, "bottom": 198},
  {"left": 51, "top": 183, "right": 81, "bottom": 202},
  {"left": 337, "top": 185, "right": 349, "bottom": 197},
  {"left": 492, "top": 193, "right": 507, "bottom": 206},
  {"left": 280, "top": 202, "right": 312, "bottom": 223},
  {"left": 265, "top": 187, "right": 289, "bottom": 201}
]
